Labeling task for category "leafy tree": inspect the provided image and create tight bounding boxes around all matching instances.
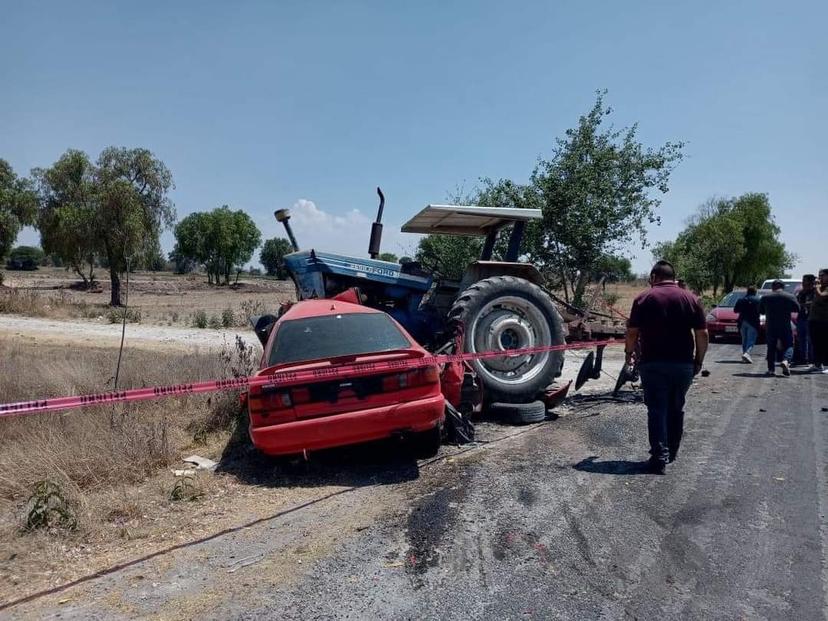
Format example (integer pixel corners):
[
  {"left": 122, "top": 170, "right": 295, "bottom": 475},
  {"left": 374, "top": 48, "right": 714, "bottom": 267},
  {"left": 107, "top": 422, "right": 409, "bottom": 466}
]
[
  {"left": 415, "top": 234, "right": 482, "bottom": 280},
  {"left": 593, "top": 254, "right": 635, "bottom": 288},
  {"left": 168, "top": 247, "right": 197, "bottom": 274},
  {"left": 445, "top": 92, "right": 684, "bottom": 305},
  {"left": 33, "top": 150, "right": 100, "bottom": 289},
  {"left": 654, "top": 193, "right": 793, "bottom": 295},
  {"left": 259, "top": 237, "right": 294, "bottom": 279},
  {"left": 378, "top": 252, "right": 398, "bottom": 263},
  {"left": 174, "top": 207, "right": 261, "bottom": 284},
  {"left": 526, "top": 91, "right": 684, "bottom": 304},
  {"left": 0, "top": 159, "right": 37, "bottom": 261},
  {"left": 34, "top": 148, "right": 175, "bottom": 303},
  {"left": 95, "top": 147, "right": 175, "bottom": 304},
  {"left": 6, "top": 245, "right": 45, "bottom": 270}
]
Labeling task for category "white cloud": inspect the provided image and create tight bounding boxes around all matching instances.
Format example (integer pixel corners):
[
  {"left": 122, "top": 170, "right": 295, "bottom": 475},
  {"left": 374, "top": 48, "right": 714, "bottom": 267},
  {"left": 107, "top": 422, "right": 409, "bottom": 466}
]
[{"left": 282, "top": 199, "right": 420, "bottom": 259}]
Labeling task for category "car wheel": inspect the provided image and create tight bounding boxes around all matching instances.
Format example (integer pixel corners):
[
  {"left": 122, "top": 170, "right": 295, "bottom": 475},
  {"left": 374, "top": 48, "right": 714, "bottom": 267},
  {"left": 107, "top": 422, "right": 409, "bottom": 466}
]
[
  {"left": 488, "top": 400, "right": 548, "bottom": 425},
  {"left": 410, "top": 425, "right": 442, "bottom": 458},
  {"left": 449, "top": 276, "right": 566, "bottom": 403}
]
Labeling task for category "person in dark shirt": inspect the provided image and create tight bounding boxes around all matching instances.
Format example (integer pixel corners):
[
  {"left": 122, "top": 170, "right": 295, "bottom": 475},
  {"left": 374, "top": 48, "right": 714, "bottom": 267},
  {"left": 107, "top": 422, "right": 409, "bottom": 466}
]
[
  {"left": 758, "top": 280, "right": 800, "bottom": 376},
  {"left": 794, "top": 274, "right": 816, "bottom": 366},
  {"left": 733, "top": 286, "right": 761, "bottom": 363},
  {"left": 626, "top": 261, "right": 709, "bottom": 474}
]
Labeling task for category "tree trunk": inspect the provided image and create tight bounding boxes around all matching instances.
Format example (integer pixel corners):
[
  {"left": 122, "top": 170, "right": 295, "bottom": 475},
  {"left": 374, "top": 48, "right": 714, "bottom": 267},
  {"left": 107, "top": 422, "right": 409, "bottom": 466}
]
[
  {"left": 109, "top": 267, "right": 122, "bottom": 306},
  {"left": 572, "top": 271, "right": 590, "bottom": 308},
  {"left": 74, "top": 266, "right": 89, "bottom": 290}
]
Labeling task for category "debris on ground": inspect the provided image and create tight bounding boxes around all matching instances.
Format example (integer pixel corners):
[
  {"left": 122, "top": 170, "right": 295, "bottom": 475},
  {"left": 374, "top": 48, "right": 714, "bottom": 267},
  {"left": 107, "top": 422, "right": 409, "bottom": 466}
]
[{"left": 182, "top": 455, "right": 218, "bottom": 471}]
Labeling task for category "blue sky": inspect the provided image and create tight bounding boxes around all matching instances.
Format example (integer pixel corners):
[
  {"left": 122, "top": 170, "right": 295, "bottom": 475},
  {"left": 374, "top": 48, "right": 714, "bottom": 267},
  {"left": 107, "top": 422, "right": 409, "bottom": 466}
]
[{"left": 2, "top": 0, "right": 825, "bottom": 275}]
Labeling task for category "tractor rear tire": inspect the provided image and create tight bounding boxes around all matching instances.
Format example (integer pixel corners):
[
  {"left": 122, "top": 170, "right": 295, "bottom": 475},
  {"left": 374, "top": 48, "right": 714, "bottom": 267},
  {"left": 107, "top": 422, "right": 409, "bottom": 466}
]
[
  {"left": 448, "top": 275, "right": 565, "bottom": 403},
  {"left": 489, "top": 400, "right": 548, "bottom": 425}
]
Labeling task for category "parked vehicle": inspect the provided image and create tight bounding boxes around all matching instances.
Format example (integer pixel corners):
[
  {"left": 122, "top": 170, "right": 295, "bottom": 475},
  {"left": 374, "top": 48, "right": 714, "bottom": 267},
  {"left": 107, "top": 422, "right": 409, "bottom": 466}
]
[
  {"left": 246, "top": 299, "right": 445, "bottom": 457},
  {"left": 706, "top": 290, "right": 751, "bottom": 341},
  {"left": 706, "top": 290, "right": 798, "bottom": 342},
  {"left": 760, "top": 279, "right": 800, "bottom": 294}
]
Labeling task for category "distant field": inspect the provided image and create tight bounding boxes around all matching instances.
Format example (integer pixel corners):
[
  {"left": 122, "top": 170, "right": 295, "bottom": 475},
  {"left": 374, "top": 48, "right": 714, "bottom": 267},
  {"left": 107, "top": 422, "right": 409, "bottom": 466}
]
[{"left": 0, "top": 267, "right": 295, "bottom": 327}]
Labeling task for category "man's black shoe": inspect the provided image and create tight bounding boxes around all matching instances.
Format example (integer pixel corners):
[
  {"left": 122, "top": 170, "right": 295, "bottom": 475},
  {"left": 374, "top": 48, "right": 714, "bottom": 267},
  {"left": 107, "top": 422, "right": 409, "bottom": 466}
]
[{"left": 646, "top": 458, "right": 667, "bottom": 475}]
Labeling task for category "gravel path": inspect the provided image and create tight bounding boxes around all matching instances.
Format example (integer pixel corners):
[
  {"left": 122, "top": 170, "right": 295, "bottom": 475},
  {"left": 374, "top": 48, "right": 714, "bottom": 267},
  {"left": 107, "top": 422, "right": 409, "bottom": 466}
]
[{"left": 0, "top": 315, "right": 254, "bottom": 351}]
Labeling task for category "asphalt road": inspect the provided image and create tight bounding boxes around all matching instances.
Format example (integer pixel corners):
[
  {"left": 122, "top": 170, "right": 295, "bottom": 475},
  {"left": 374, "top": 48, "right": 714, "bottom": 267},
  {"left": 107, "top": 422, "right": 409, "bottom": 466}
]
[{"left": 9, "top": 343, "right": 828, "bottom": 620}]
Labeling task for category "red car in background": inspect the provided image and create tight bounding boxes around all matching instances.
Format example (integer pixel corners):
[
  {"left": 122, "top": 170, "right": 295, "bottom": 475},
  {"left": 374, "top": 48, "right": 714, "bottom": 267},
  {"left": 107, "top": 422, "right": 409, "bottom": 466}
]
[
  {"left": 246, "top": 300, "right": 445, "bottom": 457},
  {"left": 706, "top": 290, "right": 798, "bottom": 342}
]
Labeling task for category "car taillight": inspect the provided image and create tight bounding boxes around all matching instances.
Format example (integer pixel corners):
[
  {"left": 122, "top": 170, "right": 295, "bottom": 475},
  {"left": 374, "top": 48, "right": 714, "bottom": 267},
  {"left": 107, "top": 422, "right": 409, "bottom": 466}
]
[{"left": 381, "top": 366, "right": 440, "bottom": 391}]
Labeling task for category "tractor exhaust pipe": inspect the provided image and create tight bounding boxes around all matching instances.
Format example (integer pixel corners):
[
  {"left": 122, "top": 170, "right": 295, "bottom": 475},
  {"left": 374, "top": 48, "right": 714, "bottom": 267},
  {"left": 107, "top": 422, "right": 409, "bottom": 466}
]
[
  {"left": 275, "top": 209, "right": 299, "bottom": 251},
  {"left": 368, "top": 187, "right": 385, "bottom": 259}
]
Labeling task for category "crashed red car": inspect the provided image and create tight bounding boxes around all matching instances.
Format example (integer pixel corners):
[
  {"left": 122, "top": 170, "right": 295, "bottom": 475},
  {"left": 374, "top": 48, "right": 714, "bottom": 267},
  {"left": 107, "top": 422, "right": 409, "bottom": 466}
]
[{"left": 246, "top": 299, "right": 445, "bottom": 457}]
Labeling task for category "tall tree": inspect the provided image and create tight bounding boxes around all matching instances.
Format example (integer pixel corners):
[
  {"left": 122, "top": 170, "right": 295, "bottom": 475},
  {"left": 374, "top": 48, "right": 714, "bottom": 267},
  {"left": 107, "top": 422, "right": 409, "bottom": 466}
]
[
  {"left": 451, "top": 92, "right": 684, "bottom": 305},
  {"left": 529, "top": 91, "right": 684, "bottom": 304},
  {"left": 34, "top": 148, "right": 175, "bottom": 303},
  {"left": 260, "top": 237, "right": 294, "bottom": 279},
  {"left": 174, "top": 207, "right": 261, "bottom": 284},
  {"left": 654, "top": 193, "right": 794, "bottom": 295},
  {"left": 0, "top": 159, "right": 37, "bottom": 261},
  {"left": 33, "top": 150, "right": 100, "bottom": 288},
  {"left": 95, "top": 147, "right": 175, "bottom": 305}
]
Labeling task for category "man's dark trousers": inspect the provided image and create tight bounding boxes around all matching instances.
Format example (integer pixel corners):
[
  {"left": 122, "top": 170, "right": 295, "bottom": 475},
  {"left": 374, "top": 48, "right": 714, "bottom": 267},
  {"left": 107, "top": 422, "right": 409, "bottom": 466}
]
[
  {"left": 765, "top": 325, "right": 794, "bottom": 372},
  {"left": 639, "top": 362, "right": 694, "bottom": 463}
]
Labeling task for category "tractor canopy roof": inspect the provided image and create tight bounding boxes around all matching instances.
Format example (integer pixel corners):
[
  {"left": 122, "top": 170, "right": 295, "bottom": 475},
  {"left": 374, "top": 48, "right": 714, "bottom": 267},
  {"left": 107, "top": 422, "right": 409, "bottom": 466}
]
[{"left": 401, "top": 205, "right": 542, "bottom": 236}]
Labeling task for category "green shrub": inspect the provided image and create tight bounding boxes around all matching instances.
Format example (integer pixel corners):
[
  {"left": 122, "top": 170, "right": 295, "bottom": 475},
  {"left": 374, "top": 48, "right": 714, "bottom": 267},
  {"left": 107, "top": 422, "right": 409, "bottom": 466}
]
[
  {"left": 107, "top": 307, "right": 142, "bottom": 324},
  {"left": 192, "top": 310, "right": 208, "bottom": 329},
  {"left": 603, "top": 292, "right": 621, "bottom": 307},
  {"left": 221, "top": 308, "right": 235, "bottom": 328},
  {"left": 208, "top": 314, "right": 222, "bottom": 330},
  {"left": 169, "top": 476, "right": 204, "bottom": 502},
  {"left": 24, "top": 480, "right": 77, "bottom": 532}
]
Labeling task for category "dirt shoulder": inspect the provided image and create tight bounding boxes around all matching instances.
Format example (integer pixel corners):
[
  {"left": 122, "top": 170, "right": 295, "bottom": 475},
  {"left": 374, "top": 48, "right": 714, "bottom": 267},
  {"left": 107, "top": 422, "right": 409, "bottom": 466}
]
[{"left": 0, "top": 314, "right": 256, "bottom": 351}]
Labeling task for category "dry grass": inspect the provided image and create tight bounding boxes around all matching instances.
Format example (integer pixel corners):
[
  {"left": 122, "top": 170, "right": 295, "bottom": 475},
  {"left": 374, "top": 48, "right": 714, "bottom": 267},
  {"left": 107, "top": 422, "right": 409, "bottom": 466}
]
[
  {"left": 0, "top": 339, "right": 254, "bottom": 534},
  {"left": 0, "top": 267, "right": 294, "bottom": 327}
]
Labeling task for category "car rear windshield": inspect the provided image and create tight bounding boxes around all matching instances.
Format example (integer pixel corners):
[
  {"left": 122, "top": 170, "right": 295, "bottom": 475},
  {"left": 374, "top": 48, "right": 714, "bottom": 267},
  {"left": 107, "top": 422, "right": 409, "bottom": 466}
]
[
  {"left": 719, "top": 291, "right": 747, "bottom": 307},
  {"left": 269, "top": 313, "right": 412, "bottom": 366}
]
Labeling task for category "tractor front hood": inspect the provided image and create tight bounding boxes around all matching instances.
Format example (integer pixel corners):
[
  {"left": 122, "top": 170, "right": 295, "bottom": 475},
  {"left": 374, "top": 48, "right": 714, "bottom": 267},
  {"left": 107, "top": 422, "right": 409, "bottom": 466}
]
[{"left": 283, "top": 250, "right": 432, "bottom": 300}]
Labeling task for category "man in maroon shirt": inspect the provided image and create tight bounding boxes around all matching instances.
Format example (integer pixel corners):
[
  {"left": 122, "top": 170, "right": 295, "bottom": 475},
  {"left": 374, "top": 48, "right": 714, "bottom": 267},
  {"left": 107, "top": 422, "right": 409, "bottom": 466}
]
[{"left": 625, "top": 261, "right": 709, "bottom": 474}]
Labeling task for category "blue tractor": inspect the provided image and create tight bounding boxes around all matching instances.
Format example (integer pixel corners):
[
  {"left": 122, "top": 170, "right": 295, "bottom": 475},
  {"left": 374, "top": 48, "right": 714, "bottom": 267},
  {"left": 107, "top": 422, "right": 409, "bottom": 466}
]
[{"left": 271, "top": 188, "right": 567, "bottom": 406}]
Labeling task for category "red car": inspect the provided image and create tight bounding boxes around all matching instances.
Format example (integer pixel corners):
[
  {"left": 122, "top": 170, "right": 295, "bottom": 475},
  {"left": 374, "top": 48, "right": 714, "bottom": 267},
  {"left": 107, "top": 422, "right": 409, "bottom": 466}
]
[
  {"left": 246, "top": 300, "right": 445, "bottom": 457},
  {"left": 706, "top": 290, "right": 798, "bottom": 342}
]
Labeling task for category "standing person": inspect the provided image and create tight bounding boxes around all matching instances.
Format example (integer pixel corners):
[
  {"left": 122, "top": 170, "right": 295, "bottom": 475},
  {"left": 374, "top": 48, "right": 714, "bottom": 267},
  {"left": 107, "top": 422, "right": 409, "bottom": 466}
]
[
  {"left": 794, "top": 275, "right": 816, "bottom": 366},
  {"left": 809, "top": 269, "right": 828, "bottom": 373},
  {"left": 734, "top": 286, "right": 761, "bottom": 363},
  {"left": 758, "top": 280, "right": 799, "bottom": 376},
  {"left": 625, "top": 260, "right": 708, "bottom": 474}
]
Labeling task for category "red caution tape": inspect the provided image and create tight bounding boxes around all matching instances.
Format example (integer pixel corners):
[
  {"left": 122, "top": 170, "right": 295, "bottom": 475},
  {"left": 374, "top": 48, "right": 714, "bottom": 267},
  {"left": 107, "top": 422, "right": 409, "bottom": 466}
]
[{"left": 0, "top": 340, "right": 621, "bottom": 418}]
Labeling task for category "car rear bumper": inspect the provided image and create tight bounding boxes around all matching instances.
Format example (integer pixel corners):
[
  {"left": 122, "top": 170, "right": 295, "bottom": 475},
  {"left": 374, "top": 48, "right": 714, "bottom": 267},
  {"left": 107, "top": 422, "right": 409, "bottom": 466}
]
[
  {"left": 707, "top": 321, "right": 741, "bottom": 337},
  {"left": 249, "top": 393, "right": 446, "bottom": 456}
]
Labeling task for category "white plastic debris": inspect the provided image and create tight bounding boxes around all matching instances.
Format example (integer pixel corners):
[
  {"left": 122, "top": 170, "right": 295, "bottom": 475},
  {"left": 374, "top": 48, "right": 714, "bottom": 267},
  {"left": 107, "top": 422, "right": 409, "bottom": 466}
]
[{"left": 182, "top": 455, "right": 218, "bottom": 471}]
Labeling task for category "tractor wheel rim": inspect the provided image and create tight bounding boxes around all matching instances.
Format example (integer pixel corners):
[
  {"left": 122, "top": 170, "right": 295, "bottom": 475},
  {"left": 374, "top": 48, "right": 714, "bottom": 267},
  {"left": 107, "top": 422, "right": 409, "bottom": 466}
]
[{"left": 468, "top": 295, "right": 551, "bottom": 386}]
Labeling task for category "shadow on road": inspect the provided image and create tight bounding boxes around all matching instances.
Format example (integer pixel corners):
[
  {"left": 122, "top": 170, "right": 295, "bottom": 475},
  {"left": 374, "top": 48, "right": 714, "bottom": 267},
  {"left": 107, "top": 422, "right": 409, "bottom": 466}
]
[
  {"left": 216, "top": 411, "right": 421, "bottom": 489},
  {"left": 714, "top": 360, "right": 749, "bottom": 365},
  {"left": 573, "top": 455, "right": 660, "bottom": 476},
  {"left": 731, "top": 372, "right": 776, "bottom": 378}
]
